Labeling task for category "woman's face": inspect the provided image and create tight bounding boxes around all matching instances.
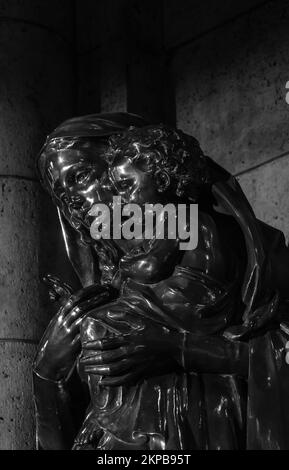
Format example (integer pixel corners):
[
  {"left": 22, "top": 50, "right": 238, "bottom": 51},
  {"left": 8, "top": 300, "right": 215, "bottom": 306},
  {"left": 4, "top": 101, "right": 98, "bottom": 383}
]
[{"left": 44, "top": 139, "right": 113, "bottom": 229}]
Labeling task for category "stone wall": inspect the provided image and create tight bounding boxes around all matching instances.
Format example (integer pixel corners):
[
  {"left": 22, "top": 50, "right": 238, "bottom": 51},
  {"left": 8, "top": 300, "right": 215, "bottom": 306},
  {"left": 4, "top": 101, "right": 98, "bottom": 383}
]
[
  {"left": 0, "top": 0, "right": 77, "bottom": 449},
  {"left": 170, "top": 0, "right": 289, "bottom": 240}
]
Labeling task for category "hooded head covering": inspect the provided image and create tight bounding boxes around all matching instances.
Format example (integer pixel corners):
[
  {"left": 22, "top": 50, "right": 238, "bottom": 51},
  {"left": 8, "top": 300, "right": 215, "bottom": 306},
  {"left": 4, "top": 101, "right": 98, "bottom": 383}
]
[
  {"left": 46, "top": 112, "right": 147, "bottom": 140},
  {"left": 37, "top": 112, "right": 147, "bottom": 189}
]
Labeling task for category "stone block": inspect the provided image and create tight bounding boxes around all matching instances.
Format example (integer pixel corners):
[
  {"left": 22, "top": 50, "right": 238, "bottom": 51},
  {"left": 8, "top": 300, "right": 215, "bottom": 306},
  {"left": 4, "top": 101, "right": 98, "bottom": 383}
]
[
  {"left": 237, "top": 156, "right": 289, "bottom": 242},
  {"left": 174, "top": 0, "right": 289, "bottom": 174},
  {"left": 164, "top": 0, "right": 266, "bottom": 49},
  {"left": 0, "top": 341, "right": 37, "bottom": 450},
  {"left": 0, "top": 179, "right": 50, "bottom": 339}
]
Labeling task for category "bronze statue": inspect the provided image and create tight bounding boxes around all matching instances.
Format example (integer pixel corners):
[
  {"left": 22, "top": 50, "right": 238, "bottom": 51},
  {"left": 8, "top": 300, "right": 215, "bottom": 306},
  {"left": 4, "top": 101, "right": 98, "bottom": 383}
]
[{"left": 34, "top": 113, "right": 289, "bottom": 450}]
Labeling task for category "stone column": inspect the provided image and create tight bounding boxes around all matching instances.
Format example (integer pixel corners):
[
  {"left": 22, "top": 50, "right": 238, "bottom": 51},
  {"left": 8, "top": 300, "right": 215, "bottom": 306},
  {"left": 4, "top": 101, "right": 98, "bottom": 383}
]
[{"left": 0, "top": 0, "right": 76, "bottom": 449}]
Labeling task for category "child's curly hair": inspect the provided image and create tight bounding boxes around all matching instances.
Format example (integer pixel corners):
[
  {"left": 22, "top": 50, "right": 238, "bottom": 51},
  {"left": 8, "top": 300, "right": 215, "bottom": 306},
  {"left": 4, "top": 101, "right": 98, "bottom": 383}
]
[{"left": 105, "top": 124, "right": 210, "bottom": 201}]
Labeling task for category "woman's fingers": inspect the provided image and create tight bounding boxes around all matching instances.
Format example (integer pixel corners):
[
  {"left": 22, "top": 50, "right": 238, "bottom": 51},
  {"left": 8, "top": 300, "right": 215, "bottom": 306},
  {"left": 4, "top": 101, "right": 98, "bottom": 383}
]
[
  {"left": 43, "top": 274, "right": 61, "bottom": 289},
  {"left": 72, "top": 333, "right": 81, "bottom": 347},
  {"left": 83, "top": 357, "right": 140, "bottom": 377},
  {"left": 61, "top": 286, "right": 112, "bottom": 317},
  {"left": 83, "top": 336, "right": 129, "bottom": 351},
  {"left": 80, "top": 345, "right": 132, "bottom": 365},
  {"left": 62, "top": 306, "right": 84, "bottom": 329},
  {"left": 43, "top": 275, "right": 73, "bottom": 297},
  {"left": 63, "top": 293, "right": 111, "bottom": 329},
  {"left": 81, "top": 343, "right": 146, "bottom": 365}
]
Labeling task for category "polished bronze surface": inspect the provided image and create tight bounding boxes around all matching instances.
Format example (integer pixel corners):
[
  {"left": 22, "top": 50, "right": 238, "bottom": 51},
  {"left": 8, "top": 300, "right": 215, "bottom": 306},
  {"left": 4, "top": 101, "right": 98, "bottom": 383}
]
[{"left": 34, "top": 113, "right": 289, "bottom": 450}]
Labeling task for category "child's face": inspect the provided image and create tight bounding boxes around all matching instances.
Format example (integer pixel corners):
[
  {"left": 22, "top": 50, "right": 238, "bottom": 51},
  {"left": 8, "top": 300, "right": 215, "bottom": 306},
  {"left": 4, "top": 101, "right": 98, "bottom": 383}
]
[
  {"left": 105, "top": 154, "right": 181, "bottom": 281},
  {"left": 108, "top": 155, "right": 161, "bottom": 207}
]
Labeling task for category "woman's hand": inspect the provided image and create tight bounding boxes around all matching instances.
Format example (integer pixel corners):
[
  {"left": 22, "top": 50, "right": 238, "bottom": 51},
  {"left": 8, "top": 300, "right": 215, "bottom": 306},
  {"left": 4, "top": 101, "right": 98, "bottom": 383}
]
[
  {"left": 43, "top": 274, "right": 73, "bottom": 303},
  {"left": 79, "top": 324, "right": 184, "bottom": 386},
  {"left": 34, "top": 284, "right": 115, "bottom": 382},
  {"left": 79, "top": 322, "right": 249, "bottom": 385}
]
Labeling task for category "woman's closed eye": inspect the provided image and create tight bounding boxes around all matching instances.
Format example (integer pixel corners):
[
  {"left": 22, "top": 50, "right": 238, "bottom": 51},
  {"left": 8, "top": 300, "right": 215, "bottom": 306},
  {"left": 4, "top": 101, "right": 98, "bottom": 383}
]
[
  {"left": 74, "top": 169, "right": 92, "bottom": 186},
  {"left": 65, "top": 169, "right": 89, "bottom": 187}
]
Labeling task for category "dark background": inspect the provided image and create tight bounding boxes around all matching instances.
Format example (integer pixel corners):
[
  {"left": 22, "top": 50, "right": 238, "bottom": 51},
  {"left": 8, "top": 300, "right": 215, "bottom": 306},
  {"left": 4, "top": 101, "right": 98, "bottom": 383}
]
[{"left": 0, "top": 0, "right": 288, "bottom": 449}]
